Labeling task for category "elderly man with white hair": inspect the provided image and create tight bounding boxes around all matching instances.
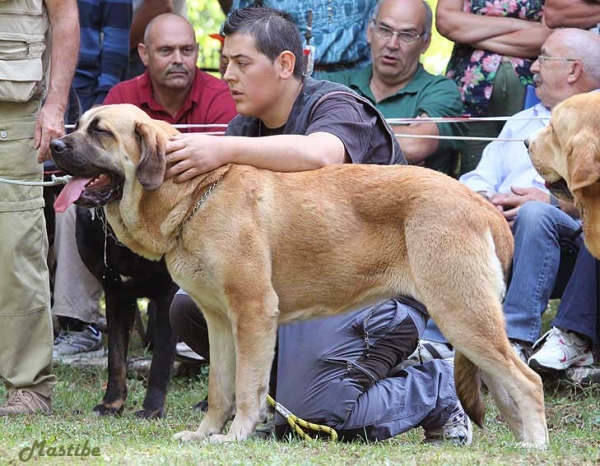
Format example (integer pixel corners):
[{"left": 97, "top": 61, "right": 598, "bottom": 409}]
[{"left": 417, "top": 28, "right": 600, "bottom": 370}]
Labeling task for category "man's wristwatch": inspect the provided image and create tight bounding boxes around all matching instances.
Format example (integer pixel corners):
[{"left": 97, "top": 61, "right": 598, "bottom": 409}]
[{"left": 549, "top": 194, "right": 561, "bottom": 209}]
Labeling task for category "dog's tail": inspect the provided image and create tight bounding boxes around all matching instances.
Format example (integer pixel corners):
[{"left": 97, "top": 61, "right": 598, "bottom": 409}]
[{"left": 454, "top": 351, "right": 485, "bottom": 428}]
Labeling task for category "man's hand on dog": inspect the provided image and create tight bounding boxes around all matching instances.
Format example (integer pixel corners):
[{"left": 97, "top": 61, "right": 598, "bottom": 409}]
[
  {"left": 490, "top": 186, "right": 551, "bottom": 226},
  {"left": 165, "top": 134, "right": 229, "bottom": 183}
]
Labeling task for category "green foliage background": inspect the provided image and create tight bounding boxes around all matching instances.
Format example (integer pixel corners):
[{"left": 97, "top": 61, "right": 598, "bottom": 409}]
[
  {"left": 187, "top": 0, "right": 453, "bottom": 75},
  {"left": 188, "top": 0, "right": 226, "bottom": 72},
  {"left": 422, "top": 0, "right": 454, "bottom": 75}
]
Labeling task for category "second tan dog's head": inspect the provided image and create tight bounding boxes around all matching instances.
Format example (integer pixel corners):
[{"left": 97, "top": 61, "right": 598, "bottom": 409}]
[
  {"left": 50, "top": 104, "right": 177, "bottom": 212},
  {"left": 527, "top": 92, "right": 600, "bottom": 257}
]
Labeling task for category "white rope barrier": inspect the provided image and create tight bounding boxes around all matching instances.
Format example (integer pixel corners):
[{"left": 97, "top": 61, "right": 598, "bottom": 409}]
[
  {"left": 1, "top": 114, "right": 542, "bottom": 187},
  {"left": 393, "top": 134, "right": 527, "bottom": 142},
  {"left": 386, "top": 115, "right": 549, "bottom": 125},
  {"left": 168, "top": 123, "right": 228, "bottom": 129},
  {"left": 0, "top": 173, "right": 72, "bottom": 187},
  {"left": 63, "top": 114, "right": 548, "bottom": 131},
  {"left": 63, "top": 123, "right": 229, "bottom": 130}
]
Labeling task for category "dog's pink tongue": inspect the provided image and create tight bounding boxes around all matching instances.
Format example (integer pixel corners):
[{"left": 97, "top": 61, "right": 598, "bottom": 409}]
[{"left": 54, "top": 177, "right": 93, "bottom": 213}]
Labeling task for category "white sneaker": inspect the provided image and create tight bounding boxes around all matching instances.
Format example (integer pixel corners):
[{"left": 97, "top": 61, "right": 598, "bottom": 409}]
[
  {"left": 529, "top": 327, "right": 594, "bottom": 371},
  {"left": 510, "top": 340, "right": 532, "bottom": 364},
  {"left": 175, "top": 342, "right": 206, "bottom": 364},
  {"left": 424, "top": 401, "right": 473, "bottom": 446},
  {"left": 409, "top": 340, "right": 455, "bottom": 363}
]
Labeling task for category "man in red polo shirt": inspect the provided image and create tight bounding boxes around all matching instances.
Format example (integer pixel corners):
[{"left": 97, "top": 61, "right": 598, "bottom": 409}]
[
  {"left": 104, "top": 13, "right": 236, "bottom": 126},
  {"left": 52, "top": 13, "right": 237, "bottom": 359}
]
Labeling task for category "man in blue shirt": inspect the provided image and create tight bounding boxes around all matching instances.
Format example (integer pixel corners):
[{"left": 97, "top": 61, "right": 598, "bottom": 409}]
[
  {"left": 228, "top": 0, "right": 376, "bottom": 76},
  {"left": 73, "top": 0, "right": 132, "bottom": 111}
]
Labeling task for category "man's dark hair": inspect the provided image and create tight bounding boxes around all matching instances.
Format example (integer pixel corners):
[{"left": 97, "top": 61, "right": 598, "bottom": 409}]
[{"left": 223, "top": 5, "right": 304, "bottom": 80}]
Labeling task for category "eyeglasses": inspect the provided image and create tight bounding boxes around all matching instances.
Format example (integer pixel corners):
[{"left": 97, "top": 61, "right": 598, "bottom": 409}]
[
  {"left": 371, "top": 22, "right": 424, "bottom": 44},
  {"left": 537, "top": 55, "right": 577, "bottom": 65}
]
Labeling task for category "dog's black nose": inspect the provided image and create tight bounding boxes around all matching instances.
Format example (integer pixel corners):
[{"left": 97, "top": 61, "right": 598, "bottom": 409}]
[
  {"left": 49, "top": 138, "right": 68, "bottom": 155},
  {"left": 524, "top": 138, "right": 530, "bottom": 149}
]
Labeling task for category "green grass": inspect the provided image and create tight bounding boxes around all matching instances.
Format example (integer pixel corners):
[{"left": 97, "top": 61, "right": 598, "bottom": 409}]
[
  {"left": 1, "top": 362, "right": 599, "bottom": 466},
  {"left": 1, "top": 300, "right": 596, "bottom": 465}
]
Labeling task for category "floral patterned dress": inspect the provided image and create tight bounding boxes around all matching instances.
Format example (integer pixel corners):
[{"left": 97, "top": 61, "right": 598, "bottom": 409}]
[{"left": 446, "top": 0, "right": 545, "bottom": 117}]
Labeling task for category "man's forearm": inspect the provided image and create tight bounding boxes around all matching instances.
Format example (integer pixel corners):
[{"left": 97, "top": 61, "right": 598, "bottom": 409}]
[
  {"left": 227, "top": 133, "right": 346, "bottom": 172},
  {"left": 44, "top": 0, "right": 80, "bottom": 112},
  {"left": 472, "top": 23, "right": 552, "bottom": 58},
  {"left": 392, "top": 122, "right": 439, "bottom": 165},
  {"left": 544, "top": 0, "right": 600, "bottom": 29},
  {"left": 436, "top": 0, "right": 537, "bottom": 45}
]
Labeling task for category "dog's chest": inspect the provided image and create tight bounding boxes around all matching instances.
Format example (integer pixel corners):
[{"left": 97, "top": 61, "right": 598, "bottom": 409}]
[{"left": 165, "top": 247, "right": 222, "bottom": 294}]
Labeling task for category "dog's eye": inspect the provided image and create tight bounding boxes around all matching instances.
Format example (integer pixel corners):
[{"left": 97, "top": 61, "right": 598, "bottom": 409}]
[{"left": 94, "top": 127, "right": 113, "bottom": 137}]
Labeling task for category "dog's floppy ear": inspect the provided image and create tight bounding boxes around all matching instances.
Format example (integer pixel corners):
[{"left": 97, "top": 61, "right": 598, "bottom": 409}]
[
  {"left": 567, "top": 131, "right": 600, "bottom": 193},
  {"left": 135, "top": 121, "right": 167, "bottom": 190}
]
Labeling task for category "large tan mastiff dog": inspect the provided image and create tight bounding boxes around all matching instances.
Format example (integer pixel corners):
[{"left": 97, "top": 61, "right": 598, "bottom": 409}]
[
  {"left": 50, "top": 104, "right": 548, "bottom": 448},
  {"left": 527, "top": 92, "right": 600, "bottom": 258}
]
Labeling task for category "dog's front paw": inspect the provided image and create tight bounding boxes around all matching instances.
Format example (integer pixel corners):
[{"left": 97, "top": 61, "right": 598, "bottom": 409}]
[
  {"left": 135, "top": 408, "right": 163, "bottom": 419},
  {"left": 208, "top": 433, "right": 244, "bottom": 444},
  {"left": 92, "top": 403, "right": 124, "bottom": 416},
  {"left": 173, "top": 430, "right": 208, "bottom": 443}
]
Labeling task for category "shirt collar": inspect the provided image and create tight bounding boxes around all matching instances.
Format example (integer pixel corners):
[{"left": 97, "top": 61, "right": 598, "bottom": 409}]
[
  {"left": 398, "top": 64, "right": 427, "bottom": 95},
  {"left": 346, "top": 64, "right": 427, "bottom": 103},
  {"left": 532, "top": 102, "right": 551, "bottom": 118},
  {"left": 139, "top": 69, "right": 201, "bottom": 117},
  {"left": 531, "top": 89, "right": 600, "bottom": 118}
]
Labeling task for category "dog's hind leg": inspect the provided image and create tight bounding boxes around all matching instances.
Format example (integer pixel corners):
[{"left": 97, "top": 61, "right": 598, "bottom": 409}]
[
  {"left": 93, "top": 289, "right": 136, "bottom": 416},
  {"left": 477, "top": 351, "right": 548, "bottom": 448},
  {"left": 454, "top": 349, "right": 525, "bottom": 440},
  {"left": 479, "top": 369, "right": 523, "bottom": 439},
  {"left": 410, "top": 225, "right": 548, "bottom": 448},
  {"left": 174, "top": 309, "right": 237, "bottom": 442},
  {"left": 424, "top": 279, "right": 548, "bottom": 448},
  {"left": 136, "top": 285, "right": 178, "bottom": 419}
]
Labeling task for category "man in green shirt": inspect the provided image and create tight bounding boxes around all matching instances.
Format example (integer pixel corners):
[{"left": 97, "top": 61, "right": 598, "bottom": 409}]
[{"left": 327, "top": 0, "right": 463, "bottom": 175}]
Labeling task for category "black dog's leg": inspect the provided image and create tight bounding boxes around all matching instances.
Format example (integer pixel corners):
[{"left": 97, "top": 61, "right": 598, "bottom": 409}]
[
  {"left": 93, "top": 288, "right": 136, "bottom": 416},
  {"left": 135, "top": 286, "right": 178, "bottom": 419}
]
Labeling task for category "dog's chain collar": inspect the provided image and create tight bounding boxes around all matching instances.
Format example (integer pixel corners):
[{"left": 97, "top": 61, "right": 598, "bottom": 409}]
[
  {"left": 95, "top": 207, "right": 126, "bottom": 268},
  {"left": 178, "top": 176, "right": 224, "bottom": 236}
]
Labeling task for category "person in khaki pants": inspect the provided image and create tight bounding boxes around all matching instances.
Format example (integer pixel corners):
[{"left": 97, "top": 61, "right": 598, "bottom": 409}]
[{"left": 0, "top": 0, "right": 79, "bottom": 415}]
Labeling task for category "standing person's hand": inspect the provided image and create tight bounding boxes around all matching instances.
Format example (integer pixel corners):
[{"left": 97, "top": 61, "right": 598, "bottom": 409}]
[{"left": 35, "top": 102, "right": 66, "bottom": 163}]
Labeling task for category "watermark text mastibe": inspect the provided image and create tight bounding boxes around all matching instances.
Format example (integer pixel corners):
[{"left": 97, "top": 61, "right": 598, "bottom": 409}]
[{"left": 19, "top": 439, "right": 100, "bottom": 462}]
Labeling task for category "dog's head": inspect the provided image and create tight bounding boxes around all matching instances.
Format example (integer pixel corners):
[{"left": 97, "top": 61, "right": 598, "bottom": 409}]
[
  {"left": 50, "top": 104, "right": 177, "bottom": 212},
  {"left": 527, "top": 92, "right": 600, "bottom": 202},
  {"left": 527, "top": 91, "right": 600, "bottom": 257}
]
